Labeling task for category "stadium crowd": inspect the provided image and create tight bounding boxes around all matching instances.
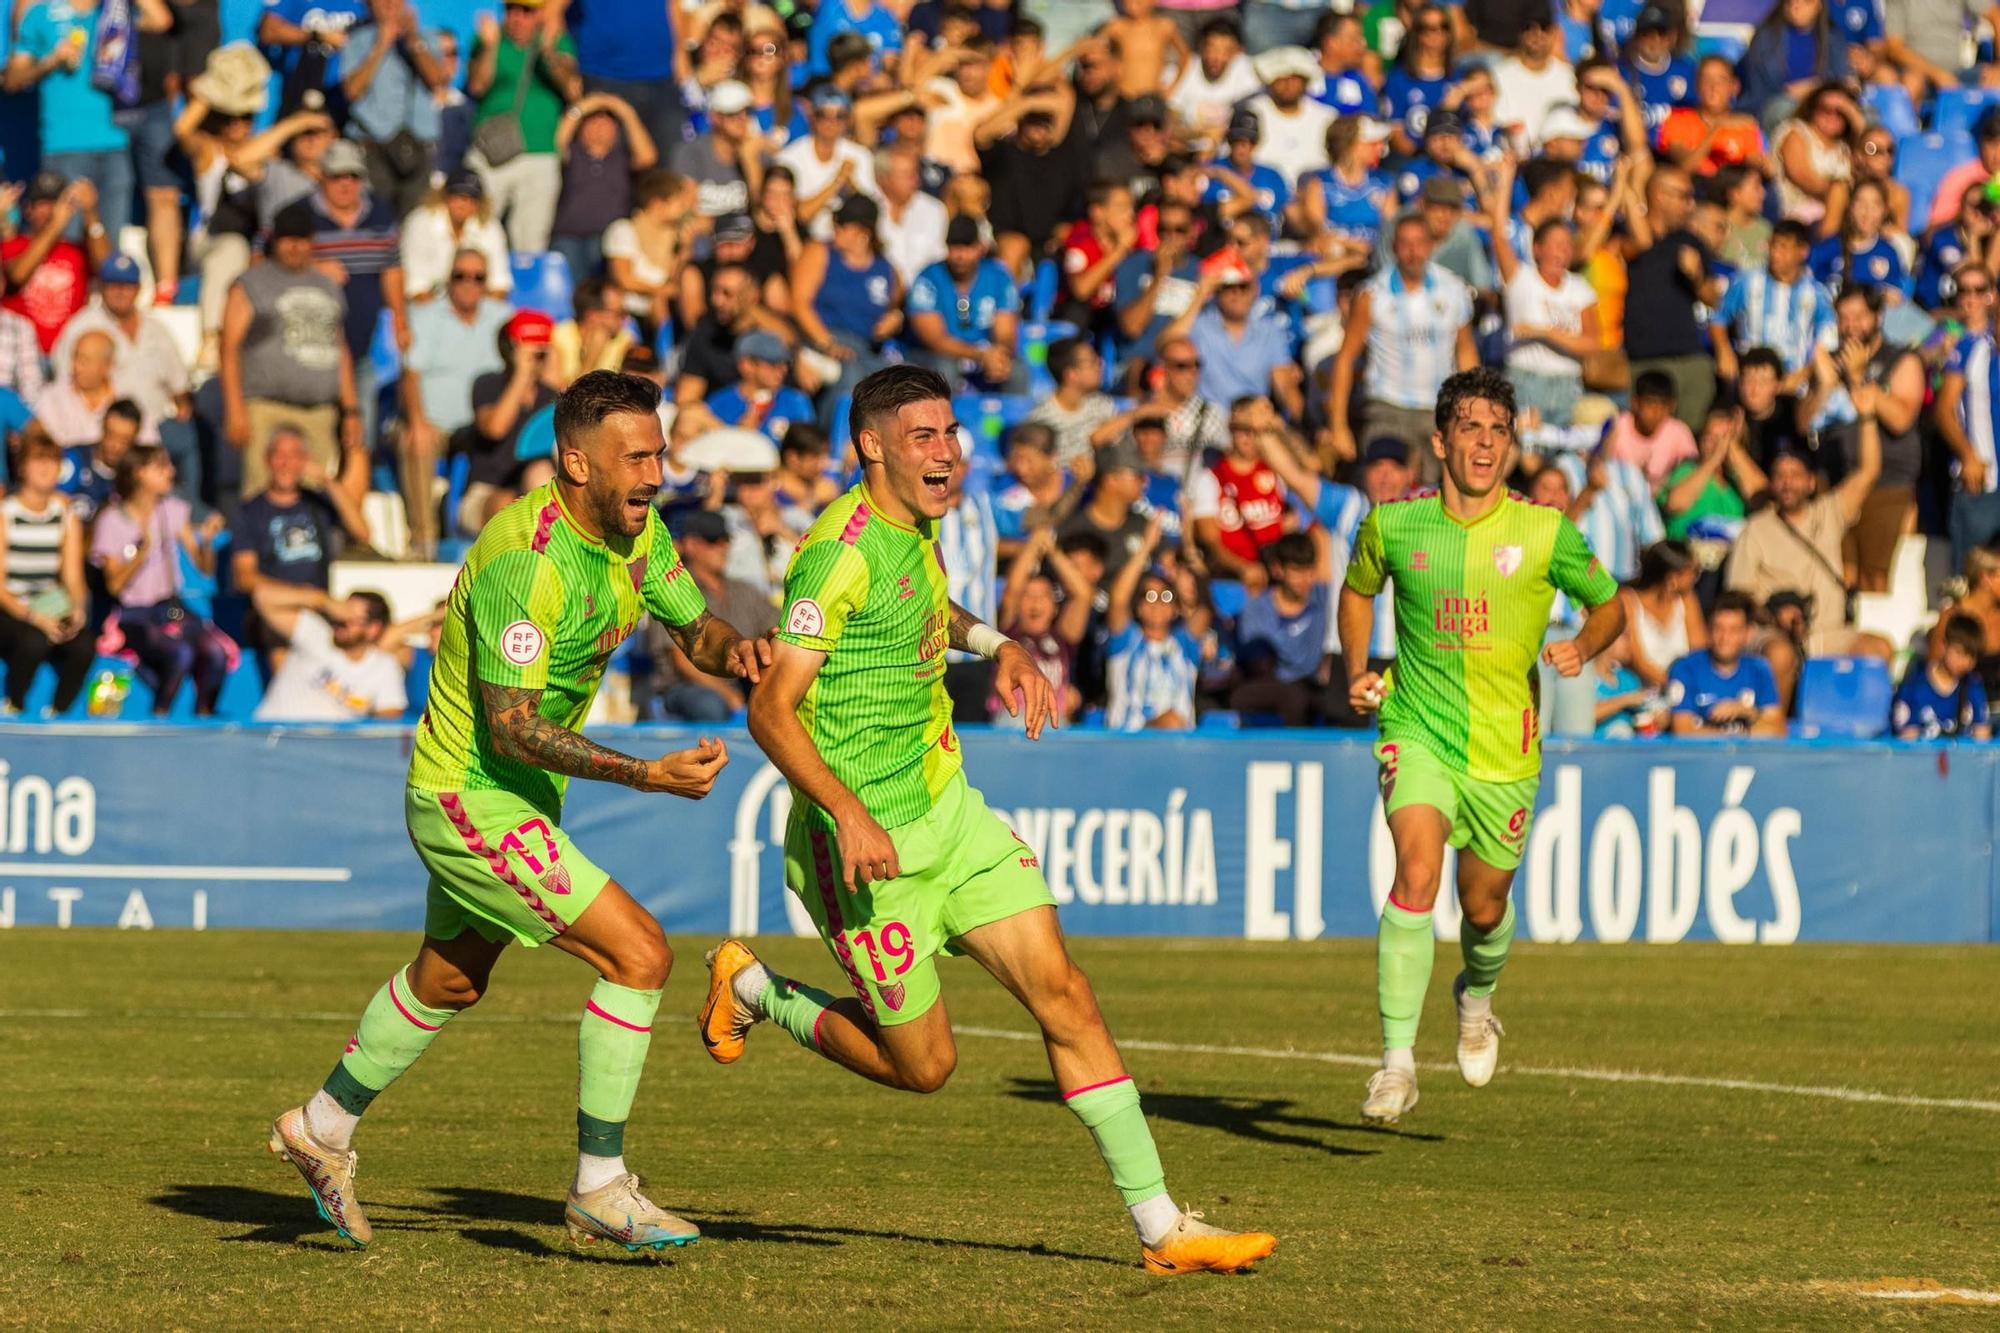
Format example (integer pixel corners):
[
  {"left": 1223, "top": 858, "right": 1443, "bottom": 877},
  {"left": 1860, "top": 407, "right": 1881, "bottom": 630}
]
[{"left": 2, "top": 0, "right": 2000, "bottom": 735}]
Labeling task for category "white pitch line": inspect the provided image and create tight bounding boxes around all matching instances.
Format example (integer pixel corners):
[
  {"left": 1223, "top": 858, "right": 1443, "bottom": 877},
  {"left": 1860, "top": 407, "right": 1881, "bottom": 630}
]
[
  {"left": 1855, "top": 1289, "right": 2000, "bottom": 1304},
  {"left": 0, "top": 862, "right": 351, "bottom": 882},
  {"left": 1, "top": 1008, "right": 1995, "bottom": 1116}
]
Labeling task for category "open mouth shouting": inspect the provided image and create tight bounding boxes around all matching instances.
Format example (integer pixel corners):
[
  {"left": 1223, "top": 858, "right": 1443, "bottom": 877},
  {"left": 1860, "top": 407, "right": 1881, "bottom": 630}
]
[
  {"left": 920, "top": 466, "right": 953, "bottom": 503},
  {"left": 624, "top": 488, "right": 657, "bottom": 525}
]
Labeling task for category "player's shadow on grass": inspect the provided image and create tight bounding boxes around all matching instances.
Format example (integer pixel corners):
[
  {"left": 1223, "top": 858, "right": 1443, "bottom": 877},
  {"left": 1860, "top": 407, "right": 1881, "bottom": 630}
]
[
  {"left": 421, "top": 1188, "right": 1129, "bottom": 1267},
  {"left": 1005, "top": 1078, "right": 1442, "bottom": 1154},
  {"left": 151, "top": 1184, "right": 412, "bottom": 1249}
]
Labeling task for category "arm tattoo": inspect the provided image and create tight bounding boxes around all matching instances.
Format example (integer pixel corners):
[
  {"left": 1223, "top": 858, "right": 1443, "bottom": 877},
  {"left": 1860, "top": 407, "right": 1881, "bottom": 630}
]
[
  {"left": 479, "top": 681, "right": 652, "bottom": 789},
  {"left": 667, "top": 608, "right": 746, "bottom": 677},
  {"left": 946, "top": 601, "right": 986, "bottom": 654}
]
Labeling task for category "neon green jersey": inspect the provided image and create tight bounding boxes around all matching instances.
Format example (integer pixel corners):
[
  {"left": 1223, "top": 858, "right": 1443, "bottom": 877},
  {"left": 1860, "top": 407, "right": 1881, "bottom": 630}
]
[
  {"left": 775, "top": 484, "right": 959, "bottom": 831},
  {"left": 1345, "top": 490, "right": 1618, "bottom": 782},
  {"left": 409, "top": 482, "right": 710, "bottom": 816}
]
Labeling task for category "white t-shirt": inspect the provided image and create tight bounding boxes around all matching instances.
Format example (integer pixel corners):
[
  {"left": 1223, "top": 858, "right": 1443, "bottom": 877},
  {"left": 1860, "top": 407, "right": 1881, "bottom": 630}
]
[
  {"left": 1169, "top": 54, "right": 1265, "bottom": 140},
  {"left": 601, "top": 218, "right": 669, "bottom": 316},
  {"left": 1492, "top": 57, "right": 1578, "bottom": 150},
  {"left": 775, "top": 137, "right": 880, "bottom": 240},
  {"left": 254, "top": 612, "right": 408, "bottom": 722},
  {"left": 1247, "top": 94, "right": 1336, "bottom": 188},
  {"left": 877, "top": 190, "right": 950, "bottom": 289},
  {"left": 1504, "top": 265, "right": 1597, "bottom": 379}
]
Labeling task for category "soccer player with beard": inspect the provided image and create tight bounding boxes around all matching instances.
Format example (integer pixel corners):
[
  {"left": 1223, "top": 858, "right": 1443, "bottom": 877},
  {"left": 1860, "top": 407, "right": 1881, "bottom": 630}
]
[
  {"left": 268, "top": 372, "right": 772, "bottom": 1251},
  {"left": 1342, "top": 367, "right": 1625, "bottom": 1125},
  {"left": 702, "top": 365, "right": 1276, "bottom": 1276}
]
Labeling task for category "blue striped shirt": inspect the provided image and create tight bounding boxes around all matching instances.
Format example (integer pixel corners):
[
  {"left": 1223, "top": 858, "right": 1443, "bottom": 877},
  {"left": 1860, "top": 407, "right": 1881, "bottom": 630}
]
[
  {"left": 1106, "top": 626, "right": 1203, "bottom": 731},
  {"left": 1712, "top": 267, "right": 1833, "bottom": 375},
  {"left": 1551, "top": 453, "right": 1663, "bottom": 582},
  {"left": 1946, "top": 332, "right": 2000, "bottom": 494},
  {"left": 940, "top": 488, "right": 998, "bottom": 660},
  {"left": 1312, "top": 481, "right": 1397, "bottom": 660},
  {"left": 1360, "top": 263, "right": 1474, "bottom": 408}
]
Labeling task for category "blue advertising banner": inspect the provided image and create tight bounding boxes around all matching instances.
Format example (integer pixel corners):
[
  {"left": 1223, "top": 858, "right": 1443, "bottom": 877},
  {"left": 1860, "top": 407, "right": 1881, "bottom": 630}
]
[{"left": 0, "top": 725, "right": 1991, "bottom": 943}]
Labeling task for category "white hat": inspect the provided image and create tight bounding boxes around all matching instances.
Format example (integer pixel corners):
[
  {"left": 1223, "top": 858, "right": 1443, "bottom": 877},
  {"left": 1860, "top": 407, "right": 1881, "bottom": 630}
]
[
  {"left": 1358, "top": 117, "right": 1392, "bottom": 144},
  {"left": 1539, "top": 104, "right": 1598, "bottom": 143},
  {"left": 1253, "top": 45, "right": 1319, "bottom": 86},
  {"left": 707, "top": 80, "right": 753, "bottom": 116}
]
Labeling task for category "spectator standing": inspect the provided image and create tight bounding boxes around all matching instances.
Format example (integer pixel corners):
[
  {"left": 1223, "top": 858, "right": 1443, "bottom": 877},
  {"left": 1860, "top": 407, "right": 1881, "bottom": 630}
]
[
  {"left": 256, "top": 0, "right": 363, "bottom": 116},
  {"left": 978, "top": 98, "right": 1082, "bottom": 280},
  {"left": 564, "top": 0, "right": 682, "bottom": 149},
  {"left": 1057, "top": 441, "right": 1153, "bottom": 574},
  {"left": 1501, "top": 218, "right": 1600, "bottom": 427},
  {"left": 89, "top": 445, "right": 232, "bottom": 716},
  {"left": 310, "top": 138, "right": 407, "bottom": 440},
  {"left": 339, "top": 0, "right": 450, "bottom": 216},
  {"left": 1187, "top": 396, "right": 1292, "bottom": 587},
  {"left": 6, "top": 0, "right": 159, "bottom": 245},
  {"left": 1330, "top": 211, "right": 1476, "bottom": 482},
  {"left": 1025, "top": 336, "right": 1119, "bottom": 465},
  {"left": 1230, "top": 529, "right": 1331, "bottom": 726},
  {"left": 1169, "top": 15, "right": 1263, "bottom": 140},
  {"left": 3, "top": 173, "right": 110, "bottom": 356},
  {"left": 0, "top": 438, "right": 91, "bottom": 717},
  {"left": 1603, "top": 371, "right": 1698, "bottom": 485},
  {"left": 875, "top": 142, "right": 950, "bottom": 289},
  {"left": 665, "top": 80, "right": 750, "bottom": 221},
  {"left": 776, "top": 87, "right": 880, "bottom": 242},
  {"left": 1622, "top": 166, "right": 1721, "bottom": 430},
  {"left": 467, "top": 0, "right": 581, "bottom": 252},
  {"left": 128, "top": 0, "right": 220, "bottom": 302},
  {"left": 400, "top": 170, "right": 512, "bottom": 302},
  {"left": 220, "top": 202, "right": 362, "bottom": 507},
  {"left": 1550, "top": 443, "right": 1666, "bottom": 583},
  {"left": 793, "top": 194, "right": 900, "bottom": 418},
  {"left": 603, "top": 169, "right": 698, "bottom": 339},
  {"left": 1894, "top": 613, "right": 1992, "bottom": 739},
  {"left": 1709, "top": 220, "right": 1831, "bottom": 386},
  {"left": 1492, "top": 10, "right": 1577, "bottom": 147},
  {"left": 906, "top": 216, "right": 1024, "bottom": 392},
  {"left": 397, "top": 248, "right": 510, "bottom": 556},
  {"left": 1938, "top": 299, "right": 2000, "bottom": 563},
  {"left": 251, "top": 590, "right": 409, "bottom": 720},
  {"left": 637, "top": 509, "right": 776, "bottom": 721},
  {"left": 553, "top": 92, "right": 659, "bottom": 281},
  {"left": 1666, "top": 591, "right": 1785, "bottom": 736},
  {"left": 1159, "top": 256, "right": 1305, "bottom": 423},
  {"left": 1103, "top": 517, "right": 1208, "bottom": 730}
]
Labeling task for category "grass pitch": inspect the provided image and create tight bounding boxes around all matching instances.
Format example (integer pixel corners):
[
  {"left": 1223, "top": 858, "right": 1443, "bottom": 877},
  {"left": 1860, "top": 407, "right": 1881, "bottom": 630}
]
[{"left": 1, "top": 931, "right": 1996, "bottom": 1329}]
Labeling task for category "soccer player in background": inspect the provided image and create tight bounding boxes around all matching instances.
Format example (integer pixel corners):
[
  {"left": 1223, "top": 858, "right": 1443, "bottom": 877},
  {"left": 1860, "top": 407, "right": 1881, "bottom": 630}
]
[
  {"left": 705, "top": 366, "right": 1277, "bottom": 1276},
  {"left": 267, "top": 372, "right": 772, "bottom": 1251},
  {"left": 1342, "top": 367, "right": 1625, "bottom": 1125}
]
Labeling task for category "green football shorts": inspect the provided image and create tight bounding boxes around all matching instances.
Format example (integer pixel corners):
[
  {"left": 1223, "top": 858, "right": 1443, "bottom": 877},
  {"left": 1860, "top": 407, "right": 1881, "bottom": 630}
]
[
  {"left": 405, "top": 787, "right": 612, "bottom": 947},
  {"left": 1374, "top": 736, "right": 1539, "bottom": 872},
  {"left": 785, "top": 772, "right": 1056, "bottom": 1027}
]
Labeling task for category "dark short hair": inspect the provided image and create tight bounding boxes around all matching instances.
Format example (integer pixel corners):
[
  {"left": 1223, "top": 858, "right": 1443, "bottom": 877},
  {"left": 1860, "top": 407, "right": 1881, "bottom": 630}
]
[
  {"left": 1943, "top": 612, "right": 1985, "bottom": 659},
  {"left": 1196, "top": 14, "right": 1241, "bottom": 43},
  {"left": 1835, "top": 281, "right": 1884, "bottom": 313},
  {"left": 1086, "top": 178, "right": 1131, "bottom": 210},
  {"left": 1713, "top": 163, "right": 1758, "bottom": 201},
  {"left": 1711, "top": 589, "right": 1757, "bottom": 621},
  {"left": 1057, "top": 529, "right": 1108, "bottom": 562},
  {"left": 1047, "top": 336, "right": 1094, "bottom": 384},
  {"left": 1632, "top": 370, "right": 1677, "bottom": 402},
  {"left": 1520, "top": 157, "right": 1574, "bottom": 202},
  {"left": 106, "top": 397, "right": 143, "bottom": 427},
  {"left": 1313, "top": 10, "right": 1357, "bottom": 42},
  {"left": 1013, "top": 14, "right": 1043, "bottom": 39},
  {"left": 554, "top": 370, "right": 662, "bottom": 447},
  {"left": 1433, "top": 366, "right": 1515, "bottom": 434},
  {"left": 1635, "top": 538, "right": 1694, "bottom": 590},
  {"left": 1270, "top": 532, "right": 1316, "bottom": 568},
  {"left": 1770, "top": 219, "right": 1813, "bottom": 249},
  {"left": 780, "top": 421, "right": 831, "bottom": 456},
  {"left": 633, "top": 168, "right": 684, "bottom": 209},
  {"left": 1531, "top": 216, "right": 1571, "bottom": 248},
  {"left": 113, "top": 443, "right": 167, "bottom": 501},
  {"left": 826, "top": 30, "right": 872, "bottom": 71},
  {"left": 573, "top": 275, "right": 616, "bottom": 319},
  {"left": 850, "top": 364, "right": 952, "bottom": 445},
  {"left": 1740, "top": 346, "right": 1785, "bottom": 377},
  {"left": 350, "top": 589, "right": 391, "bottom": 629}
]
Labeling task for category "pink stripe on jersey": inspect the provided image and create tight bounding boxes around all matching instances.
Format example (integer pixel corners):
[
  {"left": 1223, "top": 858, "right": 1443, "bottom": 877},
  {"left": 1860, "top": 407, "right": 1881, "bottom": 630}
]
[
  {"left": 530, "top": 497, "right": 562, "bottom": 554},
  {"left": 387, "top": 975, "right": 442, "bottom": 1031},
  {"left": 437, "top": 792, "right": 568, "bottom": 935},
  {"left": 810, "top": 828, "right": 877, "bottom": 1021},
  {"left": 1061, "top": 1075, "right": 1133, "bottom": 1101},
  {"left": 838, "top": 503, "right": 871, "bottom": 546},
  {"left": 584, "top": 999, "right": 652, "bottom": 1033}
]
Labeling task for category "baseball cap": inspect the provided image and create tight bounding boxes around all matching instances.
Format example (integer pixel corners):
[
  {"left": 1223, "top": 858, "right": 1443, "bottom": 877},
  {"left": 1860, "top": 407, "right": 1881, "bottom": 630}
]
[
  {"left": 714, "top": 211, "right": 756, "bottom": 242},
  {"left": 1226, "top": 109, "right": 1262, "bottom": 143},
  {"left": 1634, "top": 3, "right": 1673, "bottom": 32},
  {"left": 672, "top": 509, "right": 729, "bottom": 543},
  {"left": 1252, "top": 45, "right": 1318, "bottom": 86},
  {"left": 834, "top": 194, "right": 879, "bottom": 231},
  {"left": 808, "top": 85, "right": 852, "bottom": 115},
  {"left": 269, "top": 200, "right": 317, "bottom": 241},
  {"left": 26, "top": 169, "right": 67, "bottom": 203},
  {"left": 99, "top": 253, "right": 141, "bottom": 285},
  {"left": 321, "top": 138, "right": 366, "bottom": 177},
  {"left": 1097, "top": 441, "right": 1145, "bottom": 474},
  {"left": 1362, "top": 437, "right": 1411, "bottom": 465},
  {"left": 505, "top": 309, "right": 554, "bottom": 345},
  {"left": 1129, "top": 93, "right": 1168, "bottom": 126},
  {"left": 1539, "top": 104, "right": 1598, "bottom": 142},
  {"left": 1421, "top": 174, "right": 1466, "bottom": 206},
  {"left": 1423, "top": 108, "right": 1464, "bottom": 140},
  {"left": 1357, "top": 116, "right": 1392, "bottom": 145},
  {"left": 737, "top": 329, "right": 791, "bottom": 364},
  {"left": 708, "top": 80, "right": 753, "bottom": 116},
  {"left": 945, "top": 215, "right": 981, "bottom": 247},
  {"left": 444, "top": 168, "right": 484, "bottom": 198}
]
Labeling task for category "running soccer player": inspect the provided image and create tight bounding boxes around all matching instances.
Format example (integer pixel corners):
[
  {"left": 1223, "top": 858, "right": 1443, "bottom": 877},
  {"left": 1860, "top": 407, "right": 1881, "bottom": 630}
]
[
  {"left": 268, "top": 372, "right": 772, "bottom": 1251},
  {"left": 1341, "top": 366, "right": 1625, "bottom": 1125},
  {"left": 703, "top": 366, "right": 1276, "bottom": 1276}
]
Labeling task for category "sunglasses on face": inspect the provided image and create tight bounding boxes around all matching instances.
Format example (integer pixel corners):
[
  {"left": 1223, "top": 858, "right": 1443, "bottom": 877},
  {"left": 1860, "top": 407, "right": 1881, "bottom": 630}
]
[
  {"left": 1417, "top": 21, "right": 1447, "bottom": 32},
  {"left": 1964, "top": 282, "right": 1994, "bottom": 295},
  {"left": 1166, "top": 357, "right": 1200, "bottom": 370},
  {"left": 450, "top": 270, "right": 486, "bottom": 283}
]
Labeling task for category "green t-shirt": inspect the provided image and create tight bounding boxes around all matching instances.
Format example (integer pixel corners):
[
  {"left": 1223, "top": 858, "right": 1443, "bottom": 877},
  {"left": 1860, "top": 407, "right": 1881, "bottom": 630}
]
[
  {"left": 409, "top": 482, "right": 708, "bottom": 817},
  {"left": 1657, "top": 461, "right": 1746, "bottom": 542},
  {"left": 1346, "top": 491, "right": 1619, "bottom": 782},
  {"left": 775, "top": 484, "right": 960, "bottom": 832},
  {"left": 474, "top": 34, "right": 576, "bottom": 155}
]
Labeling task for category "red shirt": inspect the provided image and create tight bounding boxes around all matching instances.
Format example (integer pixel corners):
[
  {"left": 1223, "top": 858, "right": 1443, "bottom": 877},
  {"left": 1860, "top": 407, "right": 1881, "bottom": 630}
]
[
  {"left": 1208, "top": 455, "right": 1287, "bottom": 563},
  {"left": 1, "top": 238, "right": 89, "bottom": 354},
  {"left": 1060, "top": 222, "right": 1116, "bottom": 308}
]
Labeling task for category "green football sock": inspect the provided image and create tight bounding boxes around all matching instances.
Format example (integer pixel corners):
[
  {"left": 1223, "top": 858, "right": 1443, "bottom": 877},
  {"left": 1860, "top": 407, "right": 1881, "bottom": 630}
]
[
  {"left": 321, "top": 967, "right": 458, "bottom": 1115},
  {"left": 1064, "top": 1076, "right": 1168, "bottom": 1207},
  {"left": 1377, "top": 899, "right": 1436, "bottom": 1051},
  {"left": 576, "top": 980, "right": 662, "bottom": 1158},
  {"left": 761, "top": 975, "right": 835, "bottom": 1051},
  {"left": 1460, "top": 899, "right": 1517, "bottom": 998}
]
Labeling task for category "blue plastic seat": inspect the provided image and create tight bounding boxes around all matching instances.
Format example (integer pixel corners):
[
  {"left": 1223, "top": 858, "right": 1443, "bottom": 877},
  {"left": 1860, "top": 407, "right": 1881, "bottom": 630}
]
[
  {"left": 1895, "top": 131, "right": 1972, "bottom": 227},
  {"left": 1208, "top": 578, "right": 1248, "bottom": 620},
  {"left": 1019, "top": 319, "right": 1079, "bottom": 397},
  {"left": 1027, "top": 258, "right": 1060, "bottom": 322},
  {"left": 1933, "top": 87, "right": 2000, "bottom": 138},
  {"left": 509, "top": 250, "right": 574, "bottom": 318},
  {"left": 1692, "top": 28, "right": 1746, "bottom": 63},
  {"left": 1862, "top": 83, "right": 1920, "bottom": 140},
  {"left": 1795, "top": 656, "right": 1892, "bottom": 739},
  {"left": 953, "top": 393, "right": 1033, "bottom": 457}
]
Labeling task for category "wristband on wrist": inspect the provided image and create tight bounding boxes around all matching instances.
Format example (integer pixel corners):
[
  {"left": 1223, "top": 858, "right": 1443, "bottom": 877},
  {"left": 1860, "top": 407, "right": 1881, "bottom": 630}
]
[{"left": 965, "top": 623, "right": 1009, "bottom": 660}]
